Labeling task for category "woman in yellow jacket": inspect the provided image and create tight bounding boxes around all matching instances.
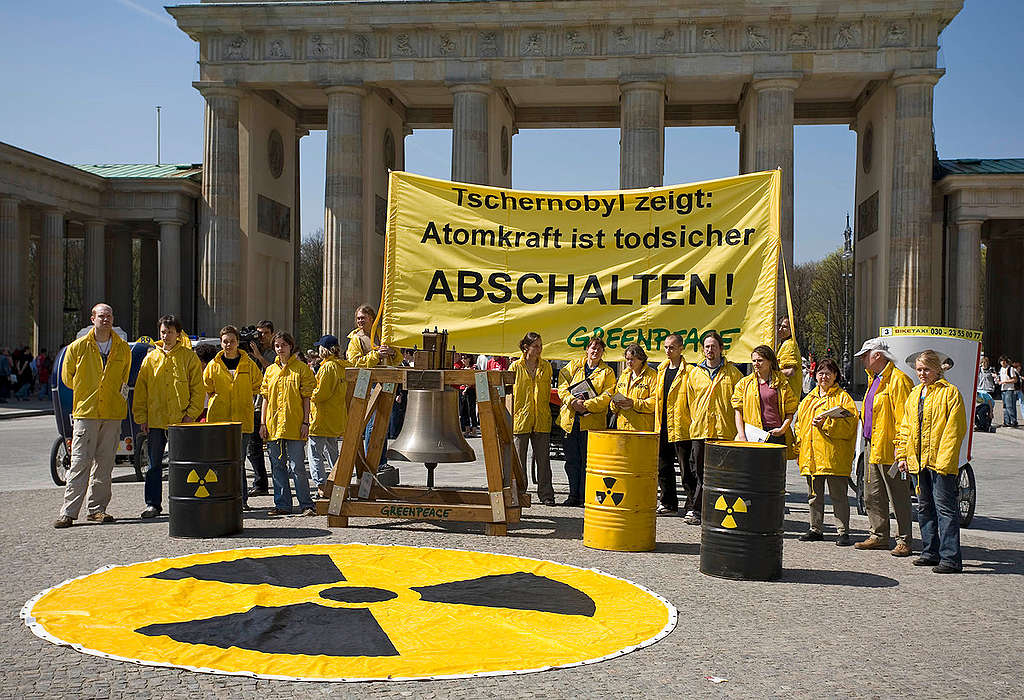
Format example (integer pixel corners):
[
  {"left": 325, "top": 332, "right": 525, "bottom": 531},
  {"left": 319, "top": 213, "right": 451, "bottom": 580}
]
[
  {"left": 260, "top": 331, "right": 317, "bottom": 516},
  {"left": 732, "top": 345, "right": 798, "bottom": 455},
  {"left": 795, "top": 357, "right": 858, "bottom": 545},
  {"left": 308, "top": 334, "right": 351, "bottom": 497},
  {"left": 684, "top": 331, "right": 744, "bottom": 525},
  {"left": 204, "top": 325, "right": 263, "bottom": 508},
  {"left": 346, "top": 304, "right": 399, "bottom": 471},
  {"left": 895, "top": 350, "right": 967, "bottom": 573},
  {"left": 133, "top": 315, "right": 204, "bottom": 519},
  {"left": 611, "top": 343, "right": 657, "bottom": 432},
  {"left": 509, "top": 332, "right": 555, "bottom": 505},
  {"left": 557, "top": 335, "right": 616, "bottom": 506}
]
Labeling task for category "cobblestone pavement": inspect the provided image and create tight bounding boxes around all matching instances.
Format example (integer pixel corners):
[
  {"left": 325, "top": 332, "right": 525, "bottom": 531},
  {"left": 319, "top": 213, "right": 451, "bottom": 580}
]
[{"left": 3, "top": 421, "right": 1023, "bottom": 697}]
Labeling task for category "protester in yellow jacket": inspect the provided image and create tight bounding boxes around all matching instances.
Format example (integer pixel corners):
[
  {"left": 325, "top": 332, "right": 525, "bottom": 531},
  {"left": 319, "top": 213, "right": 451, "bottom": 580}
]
[
  {"left": 346, "top": 304, "right": 400, "bottom": 368},
  {"left": 732, "top": 345, "right": 798, "bottom": 458},
  {"left": 611, "top": 343, "right": 657, "bottom": 432},
  {"left": 895, "top": 350, "right": 967, "bottom": 573},
  {"left": 557, "top": 336, "right": 616, "bottom": 506},
  {"left": 260, "top": 331, "right": 317, "bottom": 516},
  {"left": 54, "top": 303, "right": 131, "bottom": 528},
  {"left": 133, "top": 315, "right": 204, "bottom": 518},
  {"left": 653, "top": 334, "right": 692, "bottom": 514},
  {"left": 795, "top": 357, "right": 858, "bottom": 545},
  {"left": 852, "top": 338, "right": 916, "bottom": 555},
  {"left": 308, "top": 334, "right": 351, "bottom": 494},
  {"left": 775, "top": 315, "right": 803, "bottom": 400},
  {"left": 509, "top": 332, "right": 555, "bottom": 505},
  {"left": 683, "top": 331, "right": 743, "bottom": 525}
]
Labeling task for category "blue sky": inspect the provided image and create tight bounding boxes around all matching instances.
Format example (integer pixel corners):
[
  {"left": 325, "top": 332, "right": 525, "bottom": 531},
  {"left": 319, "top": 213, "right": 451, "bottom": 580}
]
[{"left": 2, "top": 0, "right": 1021, "bottom": 263}]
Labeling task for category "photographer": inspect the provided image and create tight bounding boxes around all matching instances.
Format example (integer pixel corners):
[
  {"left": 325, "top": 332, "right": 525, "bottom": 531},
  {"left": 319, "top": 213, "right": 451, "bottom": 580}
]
[{"left": 242, "top": 320, "right": 277, "bottom": 497}]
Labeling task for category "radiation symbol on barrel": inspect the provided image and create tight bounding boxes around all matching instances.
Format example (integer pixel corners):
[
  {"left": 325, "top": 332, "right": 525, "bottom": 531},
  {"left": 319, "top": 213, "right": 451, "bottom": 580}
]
[
  {"left": 595, "top": 476, "right": 625, "bottom": 505},
  {"left": 714, "top": 495, "right": 748, "bottom": 529},
  {"left": 186, "top": 468, "right": 218, "bottom": 498},
  {"left": 21, "top": 544, "right": 675, "bottom": 681}
]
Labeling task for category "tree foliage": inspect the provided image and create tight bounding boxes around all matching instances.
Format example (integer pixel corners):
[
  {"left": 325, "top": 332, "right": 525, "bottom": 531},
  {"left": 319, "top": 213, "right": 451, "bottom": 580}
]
[
  {"left": 791, "top": 247, "right": 855, "bottom": 374},
  {"left": 297, "top": 229, "right": 324, "bottom": 350}
]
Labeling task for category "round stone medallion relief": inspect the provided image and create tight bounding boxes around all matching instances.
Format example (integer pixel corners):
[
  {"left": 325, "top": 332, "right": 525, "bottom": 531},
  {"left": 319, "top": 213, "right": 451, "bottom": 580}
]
[
  {"left": 267, "top": 129, "right": 284, "bottom": 179},
  {"left": 862, "top": 122, "right": 873, "bottom": 175}
]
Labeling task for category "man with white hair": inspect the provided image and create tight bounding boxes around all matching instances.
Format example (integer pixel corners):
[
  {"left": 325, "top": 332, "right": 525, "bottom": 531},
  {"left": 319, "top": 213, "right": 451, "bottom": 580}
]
[
  {"left": 53, "top": 303, "right": 131, "bottom": 528},
  {"left": 853, "top": 338, "right": 915, "bottom": 556}
]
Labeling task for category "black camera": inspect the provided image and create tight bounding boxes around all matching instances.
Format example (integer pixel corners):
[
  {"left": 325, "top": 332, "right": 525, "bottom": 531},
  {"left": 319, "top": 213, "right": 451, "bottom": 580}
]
[{"left": 238, "top": 325, "right": 260, "bottom": 348}]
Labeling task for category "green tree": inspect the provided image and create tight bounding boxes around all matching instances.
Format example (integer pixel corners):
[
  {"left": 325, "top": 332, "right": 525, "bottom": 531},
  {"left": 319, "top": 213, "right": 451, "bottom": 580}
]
[{"left": 297, "top": 229, "right": 324, "bottom": 349}]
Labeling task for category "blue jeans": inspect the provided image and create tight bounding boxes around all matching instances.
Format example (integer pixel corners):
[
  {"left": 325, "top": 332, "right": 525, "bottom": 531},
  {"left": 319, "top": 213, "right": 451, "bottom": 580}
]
[
  {"left": 563, "top": 426, "right": 588, "bottom": 502},
  {"left": 364, "top": 414, "right": 388, "bottom": 467},
  {"left": 1002, "top": 389, "right": 1018, "bottom": 426},
  {"left": 308, "top": 435, "right": 339, "bottom": 488},
  {"left": 916, "top": 468, "right": 961, "bottom": 570},
  {"left": 267, "top": 439, "right": 314, "bottom": 512},
  {"left": 144, "top": 428, "right": 168, "bottom": 510}
]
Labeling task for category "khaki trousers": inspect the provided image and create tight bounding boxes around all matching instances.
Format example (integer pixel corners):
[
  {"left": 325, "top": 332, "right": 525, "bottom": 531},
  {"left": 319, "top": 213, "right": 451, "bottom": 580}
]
[
  {"left": 60, "top": 418, "right": 120, "bottom": 519},
  {"left": 864, "top": 455, "right": 913, "bottom": 544},
  {"left": 806, "top": 475, "right": 850, "bottom": 534},
  {"left": 514, "top": 432, "right": 554, "bottom": 502}
]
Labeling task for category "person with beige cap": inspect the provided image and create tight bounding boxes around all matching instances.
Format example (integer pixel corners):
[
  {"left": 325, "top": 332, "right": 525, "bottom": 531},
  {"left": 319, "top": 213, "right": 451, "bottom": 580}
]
[{"left": 852, "top": 337, "right": 915, "bottom": 557}]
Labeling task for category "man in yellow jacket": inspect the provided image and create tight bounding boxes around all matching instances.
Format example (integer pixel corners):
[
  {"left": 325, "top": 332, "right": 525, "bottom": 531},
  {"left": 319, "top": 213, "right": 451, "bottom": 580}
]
[
  {"left": 852, "top": 338, "right": 915, "bottom": 556},
  {"left": 775, "top": 315, "right": 803, "bottom": 400},
  {"left": 653, "top": 334, "right": 691, "bottom": 515},
  {"left": 133, "top": 315, "right": 204, "bottom": 518},
  {"left": 684, "top": 331, "right": 743, "bottom": 524},
  {"left": 54, "top": 303, "right": 132, "bottom": 528}
]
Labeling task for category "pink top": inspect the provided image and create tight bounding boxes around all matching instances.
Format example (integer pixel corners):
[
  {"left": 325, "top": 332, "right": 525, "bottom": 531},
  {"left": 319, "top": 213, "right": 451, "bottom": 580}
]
[{"left": 758, "top": 379, "right": 782, "bottom": 429}]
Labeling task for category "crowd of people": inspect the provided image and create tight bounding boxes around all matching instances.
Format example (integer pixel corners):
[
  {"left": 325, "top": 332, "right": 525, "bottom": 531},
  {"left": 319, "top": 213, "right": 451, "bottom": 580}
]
[
  {"left": 48, "top": 303, "right": 969, "bottom": 574},
  {"left": 976, "top": 354, "right": 1023, "bottom": 428},
  {"left": 0, "top": 345, "right": 51, "bottom": 403}
]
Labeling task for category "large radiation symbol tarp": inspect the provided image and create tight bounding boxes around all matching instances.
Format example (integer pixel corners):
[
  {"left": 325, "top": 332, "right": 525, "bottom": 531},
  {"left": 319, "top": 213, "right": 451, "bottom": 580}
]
[{"left": 21, "top": 544, "right": 675, "bottom": 681}]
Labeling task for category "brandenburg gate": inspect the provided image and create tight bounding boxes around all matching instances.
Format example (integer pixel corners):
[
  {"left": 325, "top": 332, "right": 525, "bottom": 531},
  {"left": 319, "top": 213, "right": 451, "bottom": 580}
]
[{"left": 168, "top": 0, "right": 965, "bottom": 341}]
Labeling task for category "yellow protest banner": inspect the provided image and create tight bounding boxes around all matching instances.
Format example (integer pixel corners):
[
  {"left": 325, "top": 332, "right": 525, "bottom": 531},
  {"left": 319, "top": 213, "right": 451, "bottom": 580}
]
[{"left": 380, "top": 170, "right": 781, "bottom": 362}]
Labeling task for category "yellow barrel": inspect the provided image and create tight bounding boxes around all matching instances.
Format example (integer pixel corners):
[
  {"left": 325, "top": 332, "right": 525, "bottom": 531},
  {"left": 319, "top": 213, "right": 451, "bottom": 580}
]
[{"left": 583, "top": 430, "right": 659, "bottom": 551}]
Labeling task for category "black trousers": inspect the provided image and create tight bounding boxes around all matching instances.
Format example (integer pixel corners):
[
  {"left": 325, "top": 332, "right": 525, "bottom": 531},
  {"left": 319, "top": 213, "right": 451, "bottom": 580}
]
[
  {"left": 687, "top": 439, "right": 707, "bottom": 515},
  {"left": 657, "top": 433, "right": 692, "bottom": 511}
]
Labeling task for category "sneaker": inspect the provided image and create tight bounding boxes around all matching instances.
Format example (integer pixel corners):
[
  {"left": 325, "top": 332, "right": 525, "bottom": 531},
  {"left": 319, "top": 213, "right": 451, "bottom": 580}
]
[
  {"left": 656, "top": 504, "right": 677, "bottom": 515},
  {"left": 266, "top": 508, "right": 291, "bottom": 516},
  {"left": 683, "top": 511, "right": 701, "bottom": 525},
  {"left": 799, "top": 530, "right": 824, "bottom": 542},
  {"left": 854, "top": 535, "right": 889, "bottom": 550},
  {"left": 912, "top": 557, "right": 939, "bottom": 567},
  {"left": 86, "top": 512, "right": 115, "bottom": 523},
  {"left": 835, "top": 533, "right": 852, "bottom": 547},
  {"left": 932, "top": 563, "right": 961, "bottom": 574},
  {"left": 141, "top": 506, "right": 161, "bottom": 519},
  {"left": 890, "top": 541, "right": 913, "bottom": 557},
  {"left": 248, "top": 486, "right": 270, "bottom": 497},
  {"left": 560, "top": 497, "right": 580, "bottom": 507},
  {"left": 53, "top": 516, "right": 73, "bottom": 529},
  {"left": 300, "top": 508, "right": 317, "bottom": 517}
]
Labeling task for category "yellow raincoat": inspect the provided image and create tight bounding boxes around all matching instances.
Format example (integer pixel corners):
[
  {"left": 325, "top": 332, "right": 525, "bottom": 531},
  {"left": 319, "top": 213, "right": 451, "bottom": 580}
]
[
  {"left": 612, "top": 365, "right": 657, "bottom": 432},
  {"left": 653, "top": 360, "right": 690, "bottom": 442},
  {"left": 795, "top": 385, "right": 858, "bottom": 477},
  {"left": 203, "top": 350, "right": 263, "bottom": 433},
  {"left": 775, "top": 337, "right": 803, "bottom": 400},
  {"left": 261, "top": 354, "right": 317, "bottom": 441},
  {"left": 860, "top": 361, "right": 914, "bottom": 466},
  {"left": 509, "top": 357, "right": 553, "bottom": 434},
  {"left": 686, "top": 361, "right": 744, "bottom": 440},
  {"left": 731, "top": 371, "right": 799, "bottom": 458},
  {"left": 346, "top": 329, "right": 400, "bottom": 368},
  {"left": 133, "top": 340, "right": 204, "bottom": 429},
  {"left": 61, "top": 329, "right": 131, "bottom": 420},
  {"left": 310, "top": 355, "right": 351, "bottom": 437},
  {"left": 894, "top": 379, "right": 966, "bottom": 477},
  {"left": 557, "top": 357, "right": 616, "bottom": 433}
]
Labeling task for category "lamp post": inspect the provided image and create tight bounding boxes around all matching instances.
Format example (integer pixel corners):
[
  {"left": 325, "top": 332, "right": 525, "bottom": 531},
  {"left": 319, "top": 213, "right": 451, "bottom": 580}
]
[{"left": 841, "top": 213, "right": 853, "bottom": 377}]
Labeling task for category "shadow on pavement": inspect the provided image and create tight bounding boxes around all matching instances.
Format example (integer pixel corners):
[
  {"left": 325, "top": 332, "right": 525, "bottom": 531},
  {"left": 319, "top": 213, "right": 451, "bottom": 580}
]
[
  {"left": 650, "top": 541, "right": 701, "bottom": 556},
  {"left": 238, "top": 527, "right": 332, "bottom": 539},
  {"left": 961, "top": 544, "right": 1024, "bottom": 575},
  {"left": 776, "top": 568, "right": 900, "bottom": 587},
  {"left": 965, "top": 515, "right": 1024, "bottom": 535}
]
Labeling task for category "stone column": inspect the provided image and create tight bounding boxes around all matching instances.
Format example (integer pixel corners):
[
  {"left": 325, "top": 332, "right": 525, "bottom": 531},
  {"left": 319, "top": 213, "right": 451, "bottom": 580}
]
[
  {"left": 450, "top": 84, "right": 491, "bottom": 185},
  {"left": 888, "top": 70, "right": 942, "bottom": 326},
  {"left": 139, "top": 237, "right": 159, "bottom": 335},
  {"left": 619, "top": 79, "right": 665, "bottom": 189},
  {"left": 83, "top": 219, "right": 106, "bottom": 312},
  {"left": 293, "top": 129, "right": 305, "bottom": 336},
  {"left": 158, "top": 219, "right": 183, "bottom": 316},
  {"left": 0, "top": 197, "right": 22, "bottom": 346},
  {"left": 955, "top": 219, "right": 984, "bottom": 331},
  {"left": 39, "top": 208, "right": 65, "bottom": 352},
  {"left": 323, "top": 86, "right": 365, "bottom": 335},
  {"left": 752, "top": 76, "right": 799, "bottom": 288},
  {"left": 198, "top": 86, "right": 243, "bottom": 335}
]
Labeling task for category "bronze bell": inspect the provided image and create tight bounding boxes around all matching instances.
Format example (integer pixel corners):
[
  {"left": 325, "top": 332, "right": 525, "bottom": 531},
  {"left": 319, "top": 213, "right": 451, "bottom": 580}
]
[{"left": 386, "top": 387, "right": 476, "bottom": 466}]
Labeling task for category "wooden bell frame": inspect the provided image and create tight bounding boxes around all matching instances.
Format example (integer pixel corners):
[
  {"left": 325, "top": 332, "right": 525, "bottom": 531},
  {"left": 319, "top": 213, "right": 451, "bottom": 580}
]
[{"left": 315, "top": 367, "right": 531, "bottom": 536}]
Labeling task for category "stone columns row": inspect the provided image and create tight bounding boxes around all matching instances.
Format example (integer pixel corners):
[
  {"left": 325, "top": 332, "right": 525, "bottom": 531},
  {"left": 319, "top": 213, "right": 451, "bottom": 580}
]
[
  {"left": 198, "top": 87, "right": 242, "bottom": 335},
  {"left": 322, "top": 86, "right": 365, "bottom": 335},
  {"left": 889, "top": 71, "right": 941, "bottom": 326},
  {"left": 955, "top": 219, "right": 983, "bottom": 331},
  {"left": 0, "top": 197, "right": 22, "bottom": 346},
  {"left": 38, "top": 209, "right": 65, "bottom": 353}
]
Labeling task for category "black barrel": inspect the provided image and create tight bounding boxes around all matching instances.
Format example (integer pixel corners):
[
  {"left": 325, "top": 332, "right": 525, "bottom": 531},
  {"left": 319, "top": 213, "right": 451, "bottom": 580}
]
[
  {"left": 699, "top": 440, "right": 786, "bottom": 581},
  {"left": 167, "top": 422, "right": 243, "bottom": 538}
]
